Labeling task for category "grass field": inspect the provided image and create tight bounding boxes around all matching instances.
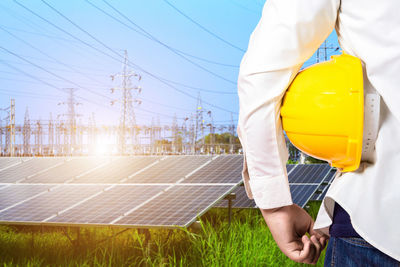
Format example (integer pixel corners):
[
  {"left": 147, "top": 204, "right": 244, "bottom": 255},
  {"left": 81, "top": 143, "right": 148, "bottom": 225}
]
[{"left": 0, "top": 201, "right": 326, "bottom": 266}]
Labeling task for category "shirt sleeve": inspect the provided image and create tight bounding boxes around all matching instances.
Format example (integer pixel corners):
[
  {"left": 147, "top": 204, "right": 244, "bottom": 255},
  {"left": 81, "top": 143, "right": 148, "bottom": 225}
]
[{"left": 237, "top": 0, "right": 340, "bottom": 209}]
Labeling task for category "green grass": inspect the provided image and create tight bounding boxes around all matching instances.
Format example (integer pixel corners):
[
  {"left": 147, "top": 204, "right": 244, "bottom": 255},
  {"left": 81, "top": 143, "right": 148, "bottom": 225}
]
[{"left": 0, "top": 202, "right": 326, "bottom": 266}]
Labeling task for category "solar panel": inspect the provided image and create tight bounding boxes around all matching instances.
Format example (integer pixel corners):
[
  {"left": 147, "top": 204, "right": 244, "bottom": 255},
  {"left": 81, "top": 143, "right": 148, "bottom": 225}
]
[
  {"left": 0, "top": 158, "right": 65, "bottom": 183},
  {"left": 48, "top": 185, "right": 167, "bottom": 224},
  {"left": 24, "top": 157, "right": 110, "bottom": 183},
  {"left": 290, "top": 184, "right": 319, "bottom": 208},
  {"left": 0, "top": 184, "right": 51, "bottom": 210},
  {"left": 75, "top": 157, "right": 160, "bottom": 183},
  {"left": 183, "top": 155, "right": 242, "bottom": 183},
  {"left": 214, "top": 185, "right": 256, "bottom": 209},
  {"left": 216, "top": 164, "right": 334, "bottom": 209},
  {"left": 115, "top": 185, "right": 235, "bottom": 227},
  {"left": 310, "top": 168, "right": 337, "bottom": 201},
  {"left": 288, "top": 164, "right": 331, "bottom": 183},
  {"left": 0, "top": 157, "right": 24, "bottom": 169},
  {"left": 286, "top": 164, "right": 296, "bottom": 173},
  {"left": 216, "top": 182, "right": 319, "bottom": 209},
  {"left": 323, "top": 168, "right": 337, "bottom": 183},
  {"left": 0, "top": 185, "right": 8, "bottom": 190},
  {"left": 0, "top": 185, "right": 105, "bottom": 223},
  {"left": 125, "top": 156, "right": 212, "bottom": 183},
  {"left": 311, "top": 184, "right": 330, "bottom": 201}
]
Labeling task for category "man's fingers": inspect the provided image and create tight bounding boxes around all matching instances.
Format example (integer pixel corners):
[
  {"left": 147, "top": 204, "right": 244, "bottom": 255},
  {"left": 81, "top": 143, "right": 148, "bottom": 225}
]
[
  {"left": 310, "top": 235, "right": 322, "bottom": 264},
  {"left": 310, "top": 228, "right": 329, "bottom": 249},
  {"left": 319, "top": 235, "right": 328, "bottom": 248},
  {"left": 289, "top": 235, "right": 316, "bottom": 264},
  {"left": 309, "top": 226, "right": 323, "bottom": 240}
]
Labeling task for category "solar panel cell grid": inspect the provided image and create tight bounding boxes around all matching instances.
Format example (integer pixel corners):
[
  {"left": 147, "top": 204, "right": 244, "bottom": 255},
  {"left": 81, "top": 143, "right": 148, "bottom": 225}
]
[
  {"left": 126, "top": 156, "right": 212, "bottom": 183},
  {"left": 0, "top": 185, "right": 105, "bottom": 222},
  {"left": 289, "top": 164, "right": 331, "bottom": 183},
  {"left": 49, "top": 185, "right": 167, "bottom": 224},
  {"left": 217, "top": 164, "right": 333, "bottom": 209},
  {"left": 286, "top": 164, "right": 296, "bottom": 173},
  {"left": 0, "top": 185, "right": 51, "bottom": 210},
  {"left": 311, "top": 184, "right": 330, "bottom": 201},
  {"left": 217, "top": 182, "right": 319, "bottom": 209},
  {"left": 324, "top": 169, "right": 337, "bottom": 183},
  {"left": 75, "top": 157, "right": 160, "bottom": 183},
  {"left": 290, "top": 184, "right": 319, "bottom": 208},
  {"left": 214, "top": 185, "right": 256, "bottom": 208},
  {"left": 0, "top": 158, "right": 65, "bottom": 183},
  {"left": 115, "top": 185, "right": 233, "bottom": 227},
  {"left": 24, "top": 158, "right": 110, "bottom": 183},
  {"left": 0, "top": 158, "right": 23, "bottom": 169},
  {"left": 0, "top": 185, "right": 8, "bottom": 190},
  {"left": 183, "top": 155, "right": 242, "bottom": 183}
]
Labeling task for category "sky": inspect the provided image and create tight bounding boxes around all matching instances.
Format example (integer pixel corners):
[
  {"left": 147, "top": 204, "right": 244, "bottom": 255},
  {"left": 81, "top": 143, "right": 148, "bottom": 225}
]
[{"left": 0, "top": 0, "right": 340, "bottom": 128}]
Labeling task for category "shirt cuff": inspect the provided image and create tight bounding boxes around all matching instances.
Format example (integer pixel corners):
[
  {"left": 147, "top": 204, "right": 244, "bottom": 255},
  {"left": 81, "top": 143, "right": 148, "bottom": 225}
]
[{"left": 248, "top": 174, "right": 293, "bottom": 209}]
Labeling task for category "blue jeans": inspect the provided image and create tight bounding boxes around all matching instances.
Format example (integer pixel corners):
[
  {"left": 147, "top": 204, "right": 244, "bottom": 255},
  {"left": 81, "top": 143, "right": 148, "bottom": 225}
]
[{"left": 324, "top": 237, "right": 400, "bottom": 267}]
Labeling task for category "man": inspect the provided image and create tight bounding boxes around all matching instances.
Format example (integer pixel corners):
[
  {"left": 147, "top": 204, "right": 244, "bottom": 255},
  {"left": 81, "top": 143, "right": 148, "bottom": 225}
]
[{"left": 237, "top": 0, "right": 400, "bottom": 265}]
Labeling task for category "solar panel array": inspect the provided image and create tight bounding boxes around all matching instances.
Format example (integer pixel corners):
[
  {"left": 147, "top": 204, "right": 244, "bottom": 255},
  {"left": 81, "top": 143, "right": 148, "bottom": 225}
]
[
  {"left": 0, "top": 156, "right": 240, "bottom": 228},
  {"left": 216, "top": 164, "right": 336, "bottom": 209},
  {"left": 0, "top": 156, "right": 336, "bottom": 228}
]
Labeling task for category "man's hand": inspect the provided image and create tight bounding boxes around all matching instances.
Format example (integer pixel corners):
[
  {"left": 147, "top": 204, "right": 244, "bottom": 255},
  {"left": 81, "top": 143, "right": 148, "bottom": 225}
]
[{"left": 260, "top": 204, "right": 328, "bottom": 265}]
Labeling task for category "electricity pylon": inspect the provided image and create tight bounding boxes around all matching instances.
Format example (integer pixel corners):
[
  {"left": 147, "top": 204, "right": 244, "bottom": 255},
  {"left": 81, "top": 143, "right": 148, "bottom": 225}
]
[{"left": 111, "top": 50, "right": 141, "bottom": 155}]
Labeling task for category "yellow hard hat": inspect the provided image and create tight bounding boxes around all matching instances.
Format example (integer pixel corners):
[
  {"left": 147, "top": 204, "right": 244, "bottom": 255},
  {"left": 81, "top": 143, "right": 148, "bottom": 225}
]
[{"left": 280, "top": 54, "right": 364, "bottom": 172}]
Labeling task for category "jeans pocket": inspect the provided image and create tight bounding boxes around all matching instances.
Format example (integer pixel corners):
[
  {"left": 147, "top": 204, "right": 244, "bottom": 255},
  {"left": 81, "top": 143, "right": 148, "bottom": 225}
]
[{"left": 339, "top": 237, "right": 374, "bottom": 248}]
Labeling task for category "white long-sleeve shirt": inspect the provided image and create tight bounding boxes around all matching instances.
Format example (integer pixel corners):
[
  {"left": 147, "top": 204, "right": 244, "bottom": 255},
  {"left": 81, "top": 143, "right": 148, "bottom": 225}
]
[{"left": 237, "top": 0, "right": 400, "bottom": 261}]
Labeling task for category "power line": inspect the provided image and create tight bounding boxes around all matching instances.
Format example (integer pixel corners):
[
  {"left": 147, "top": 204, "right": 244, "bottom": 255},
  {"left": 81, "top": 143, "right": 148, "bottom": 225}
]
[
  {"left": 13, "top": 0, "right": 237, "bottom": 114},
  {"left": 0, "top": 57, "right": 227, "bottom": 120},
  {"left": 162, "top": 0, "right": 245, "bottom": 52},
  {"left": 0, "top": 24, "right": 83, "bottom": 44},
  {"left": 78, "top": 0, "right": 236, "bottom": 85},
  {"left": 228, "top": 0, "right": 260, "bottom": 14},
  {"left": 85, "top": 0, "right": 239, "bottom": 69},
  {"left": 0, "top": 61, "right": 179, "bottom": 121},
  {"left": 0, "top": 88, "right": 60, "bottom": 100},
  {"left": 1, "top": 23, "right": 237, "bottom": 94},
  {"left": 0, "top": 58, "right": 108, "bottom": 77},
  {"left": 0, "top": 45, "right": 112, "bottom": 101},
  {"left": 0, "top": 25, "right": 113, "bottom": 87},
  {"left": 0, "top": 74, "right": 110, "bottom": 90},
  {"left": 12, "top": 0, "right": 237, "bottom": 114},
  {"left": 156, "top": 76, "right": 236, "bottom": 95},
  {"left": 0, "top": 60, "right": 110, "bottom": 109}
]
